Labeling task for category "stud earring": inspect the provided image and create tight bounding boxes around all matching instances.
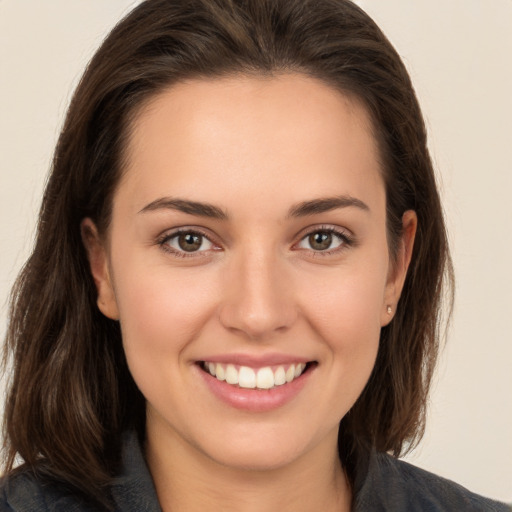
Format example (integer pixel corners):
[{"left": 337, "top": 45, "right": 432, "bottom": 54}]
[{"left": 387, "top": 305, "right": 392, "bottom": 315}]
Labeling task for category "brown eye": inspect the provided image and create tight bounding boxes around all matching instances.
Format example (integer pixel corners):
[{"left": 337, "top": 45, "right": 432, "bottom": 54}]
[
  {"left": 163, "top": 231, "right": 215, "bottom": 255},
  {"left": 178, "top": 233, "right": 203, "bottom": 252},
  {"left": 308, "top": 232, "right": 333, "bottom": 251},
  {"left": 297, "top": 229, "right": 347, "bottom": 253}
]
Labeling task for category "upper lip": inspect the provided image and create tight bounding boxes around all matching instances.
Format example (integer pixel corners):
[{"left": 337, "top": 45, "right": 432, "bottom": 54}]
[{"left": 197, "top": 353, "right": 314, "bottom": 367}]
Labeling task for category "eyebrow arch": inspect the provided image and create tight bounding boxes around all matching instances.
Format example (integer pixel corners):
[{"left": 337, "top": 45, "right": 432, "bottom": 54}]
[
  {"left": 139, "top": 197, "right": 228, "bottom": 220},
  {"left": 287, "top": 195, "right": 370, "bottom": 218},
  {"left": 139, "top": 194, "right": 369, "bottom": 220}
]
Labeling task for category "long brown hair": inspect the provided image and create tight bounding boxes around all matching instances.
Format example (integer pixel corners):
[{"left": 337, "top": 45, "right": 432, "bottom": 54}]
[{"left": 3, "top": 0, "right": 453, "bottom": 508}]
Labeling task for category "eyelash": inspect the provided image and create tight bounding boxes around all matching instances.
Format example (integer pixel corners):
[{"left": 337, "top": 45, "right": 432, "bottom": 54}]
[
  {"left": 156, "top": 226, "right": 355, "bottom": 259},
  {"left": 156, "top": 228, "right": 218, "bottom": 259},
  {"left": 296, "top": 226, "right": 355, "bottom": 257}
]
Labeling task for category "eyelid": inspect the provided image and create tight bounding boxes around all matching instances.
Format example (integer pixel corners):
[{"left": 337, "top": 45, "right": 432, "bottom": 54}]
[
  {"left": 293, "top": 224, "right": 355, "bottom": 255},
  {"left": 156, "top": 226, "right": 221, "bottom": 258},
  {"left": 155, "top": 224, "right": 355, "bottom": 259}
]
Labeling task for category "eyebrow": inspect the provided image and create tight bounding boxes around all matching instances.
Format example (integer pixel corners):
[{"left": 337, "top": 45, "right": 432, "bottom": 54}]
[
  {"left": 287, "top": 195, "right": 370, "bottom": 218},
  {"left": 138, "top": 194, "right": 369, "bottom": 220},
  {"left": 139, "top": 197, "right": 228, "bottom": 220}
]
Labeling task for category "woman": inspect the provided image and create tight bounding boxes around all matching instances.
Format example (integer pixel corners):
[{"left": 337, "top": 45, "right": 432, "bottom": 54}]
[{"left": 1, "top": 0, "right": 509, "bottom": 511}]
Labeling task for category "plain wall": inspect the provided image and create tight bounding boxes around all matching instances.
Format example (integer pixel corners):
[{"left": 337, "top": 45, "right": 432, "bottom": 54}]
[{"left": 1, "top": 0, "right": 511, "bottom": 502}]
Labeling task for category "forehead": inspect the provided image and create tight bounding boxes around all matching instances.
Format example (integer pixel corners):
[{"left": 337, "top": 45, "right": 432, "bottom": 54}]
[{"left": 117, "top": 73, "right": 384, "bottom": 216}]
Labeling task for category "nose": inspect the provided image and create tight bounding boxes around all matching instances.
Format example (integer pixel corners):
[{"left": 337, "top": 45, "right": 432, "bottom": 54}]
[{"left": 218, "top": 246, "right": 298, "bottom": 341}]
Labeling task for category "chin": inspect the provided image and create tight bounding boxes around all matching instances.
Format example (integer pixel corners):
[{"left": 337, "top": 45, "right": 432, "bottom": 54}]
[
  {"left": 192, "top": 424, "right": 331, "bottom": 473},
  {"left": 207, "top": 444, "right": 305, "bottom": 472}
]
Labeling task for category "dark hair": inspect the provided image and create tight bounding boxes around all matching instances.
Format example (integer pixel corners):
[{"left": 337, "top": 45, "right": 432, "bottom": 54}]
[{"left": 2, "top": 0, "right": 453, "bottom": 508}]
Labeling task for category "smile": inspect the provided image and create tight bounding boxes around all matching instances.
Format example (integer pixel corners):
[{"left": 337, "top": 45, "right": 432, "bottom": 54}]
[{"left": 201, "top": 361, "right": 309, "bottom": 390}]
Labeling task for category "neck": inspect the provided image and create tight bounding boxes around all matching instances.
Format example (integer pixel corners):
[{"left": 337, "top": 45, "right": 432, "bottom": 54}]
[{"left": 145, "top": 420, "right": 351, "bottom": 512}]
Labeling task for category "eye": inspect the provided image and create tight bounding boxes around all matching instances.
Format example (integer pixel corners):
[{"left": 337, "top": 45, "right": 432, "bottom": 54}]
[
  {"left": 296, "top": 228, "right": 351, "bottom": 253},
  {"left": 160, "top": 230, "right": 216, "bottom": 256}
]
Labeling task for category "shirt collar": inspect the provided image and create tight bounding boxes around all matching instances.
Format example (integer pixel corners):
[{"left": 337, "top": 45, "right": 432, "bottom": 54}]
[{"left": 110, "top": 431, "right": 162, "bottom": 512}]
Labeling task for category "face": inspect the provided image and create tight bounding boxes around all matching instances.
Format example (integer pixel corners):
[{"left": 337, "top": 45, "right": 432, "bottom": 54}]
[{"left": 84, "top": 74, "right": 415, "bottom": 472}]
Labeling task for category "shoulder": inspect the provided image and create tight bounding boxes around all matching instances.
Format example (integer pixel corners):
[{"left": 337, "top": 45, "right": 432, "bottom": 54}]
[
  {"left": 0, "top": 470, "right": 46, "bottom": 512},
  {"left": 0, "top": 432, "right": 160, "bottom": 512},
  {"left": 0, "top": 470, "right": 96, "bottom": 512},
  {"left": 355, "top": 451, "right": 510, "bottom": 512}
]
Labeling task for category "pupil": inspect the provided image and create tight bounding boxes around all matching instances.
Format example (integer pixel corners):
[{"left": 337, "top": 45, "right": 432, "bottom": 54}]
[
  {"left": 178, "top": 233, "right": 202, "bottom": 252},
  {"left": 310, "top": 232, "right": 332, "bottom": 250}
]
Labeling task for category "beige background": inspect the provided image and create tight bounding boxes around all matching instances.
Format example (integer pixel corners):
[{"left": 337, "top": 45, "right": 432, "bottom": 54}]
[{"left": 0, "top": 0, "right": 511, "bottom": 502}]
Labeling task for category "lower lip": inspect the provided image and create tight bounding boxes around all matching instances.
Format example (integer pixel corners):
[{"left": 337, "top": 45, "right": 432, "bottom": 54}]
[{"left": 197, "top": 364, "right": 314, "bottom": 412}]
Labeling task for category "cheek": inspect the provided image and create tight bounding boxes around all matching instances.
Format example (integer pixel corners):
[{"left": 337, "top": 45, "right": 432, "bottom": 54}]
[
  {"left": 296, "top": 260, "right": 387, "bottom": 410},
  {"left": 303, "top": 267, "right": 387, "bottom": 346},
  {"left": 112, "top": 261, "right": 224, "bottom": 417},
  {"left": 111, "top": 255, "right": 220, "bottom": 364}
]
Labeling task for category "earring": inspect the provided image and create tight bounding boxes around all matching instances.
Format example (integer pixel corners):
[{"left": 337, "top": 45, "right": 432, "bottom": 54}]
[{"left": 387, "top": 305, "right": 392, "bottom": 315}]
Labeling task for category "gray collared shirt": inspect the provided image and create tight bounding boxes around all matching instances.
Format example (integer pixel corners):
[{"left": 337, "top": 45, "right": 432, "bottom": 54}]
[{"left": 1, "top": 431, "right": 509, "bottom": 511}]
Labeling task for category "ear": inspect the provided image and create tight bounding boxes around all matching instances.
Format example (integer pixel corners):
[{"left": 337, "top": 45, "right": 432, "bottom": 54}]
[
  {"left": 381, "top": 210, "right": 417, "bottom": 326},
  {"left": 81, "top": 218, "right": 120, "bottom": 320}
]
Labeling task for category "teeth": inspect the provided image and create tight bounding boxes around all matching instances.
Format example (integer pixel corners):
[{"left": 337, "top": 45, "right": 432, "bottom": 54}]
[
  {"left": 294, "top": 363, "right": 305, "bottom": 378},
  {"left": 256, "top": 367, "right": 274, "bottom": 389},
  {"left": 239, "top": 366, "right": 256, "bottom": 388},
  {"left": 274, "top": 366, "right": 286, "bottom": 386},
  {"left": 215, "top": 363, "right": 225, "bottom": 381},
  {"left": 225, "top": 364, "right": 238, "bottom": 385},
  {"left": 203, "top": 361, "right": 308, "bottom": 390}
]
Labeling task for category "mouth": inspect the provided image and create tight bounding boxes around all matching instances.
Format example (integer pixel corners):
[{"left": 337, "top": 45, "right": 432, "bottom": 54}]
[{"left": 198, "top": 361, "right": 316, "bottom": 390}]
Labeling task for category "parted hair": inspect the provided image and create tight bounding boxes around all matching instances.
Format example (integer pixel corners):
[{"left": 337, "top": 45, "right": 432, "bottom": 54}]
[{"left": 2, "top": 0, "right": 452, "bottom": 509}]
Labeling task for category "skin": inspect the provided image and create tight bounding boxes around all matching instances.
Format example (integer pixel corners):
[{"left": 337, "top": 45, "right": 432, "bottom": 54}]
[{"left": 83, "top": 74, "right": 416, "bottom": 512}]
